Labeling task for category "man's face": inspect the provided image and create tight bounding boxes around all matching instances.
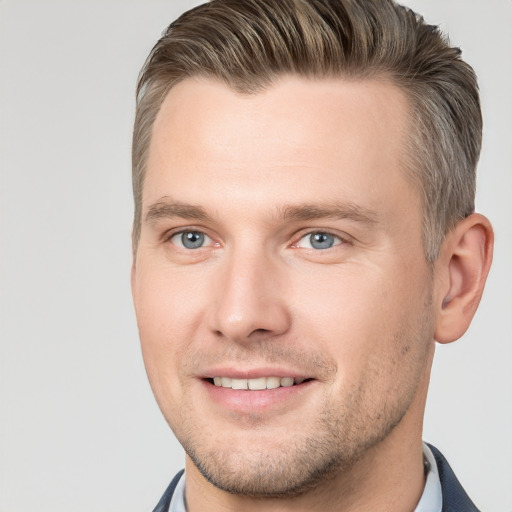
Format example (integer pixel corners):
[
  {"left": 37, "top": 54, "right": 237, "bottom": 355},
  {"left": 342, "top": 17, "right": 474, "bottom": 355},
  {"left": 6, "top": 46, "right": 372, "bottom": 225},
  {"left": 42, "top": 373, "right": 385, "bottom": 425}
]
[{"left": 132, "top": 76, "right": 436, "bottom": 496}]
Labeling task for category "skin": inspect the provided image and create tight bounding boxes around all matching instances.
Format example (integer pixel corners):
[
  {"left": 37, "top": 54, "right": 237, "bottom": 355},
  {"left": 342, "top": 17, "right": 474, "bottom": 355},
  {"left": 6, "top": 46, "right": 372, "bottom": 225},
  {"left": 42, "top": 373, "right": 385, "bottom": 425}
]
[{"left": 132, "top": 76, "right": 493, "bottom": 511}]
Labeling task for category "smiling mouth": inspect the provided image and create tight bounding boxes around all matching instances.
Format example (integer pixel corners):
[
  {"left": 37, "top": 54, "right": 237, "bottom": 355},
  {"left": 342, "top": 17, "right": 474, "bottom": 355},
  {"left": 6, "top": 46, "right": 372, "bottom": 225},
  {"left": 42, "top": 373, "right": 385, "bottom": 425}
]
[{"left": 207, "top": 376, "right": 311, "bottom": 390}]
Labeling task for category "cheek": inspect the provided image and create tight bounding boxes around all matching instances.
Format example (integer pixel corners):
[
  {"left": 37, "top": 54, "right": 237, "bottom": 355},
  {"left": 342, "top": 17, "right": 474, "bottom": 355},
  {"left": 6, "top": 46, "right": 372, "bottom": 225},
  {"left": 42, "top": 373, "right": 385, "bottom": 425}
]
[
  {"left": 291, "top": 261, "right": 430, "bottom": 377},
  {"left": 133, "top": 264, "right": 208, "bottom": 398},
  {"left": 135, "top": 263, "right": 206, "bottom": 341}
]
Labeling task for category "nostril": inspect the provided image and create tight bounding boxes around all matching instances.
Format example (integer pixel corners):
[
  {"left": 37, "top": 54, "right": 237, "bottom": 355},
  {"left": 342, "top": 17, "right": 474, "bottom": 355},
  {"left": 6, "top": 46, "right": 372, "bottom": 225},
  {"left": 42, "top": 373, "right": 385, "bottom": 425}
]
[{"left": 250, "top": 328, "right": 271, "bottom": 336}]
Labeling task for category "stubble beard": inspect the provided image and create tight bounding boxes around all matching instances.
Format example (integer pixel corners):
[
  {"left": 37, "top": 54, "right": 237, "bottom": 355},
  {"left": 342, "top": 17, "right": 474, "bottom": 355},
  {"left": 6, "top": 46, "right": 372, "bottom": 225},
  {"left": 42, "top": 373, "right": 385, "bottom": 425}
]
[
  {"left": 181, "top": 400, "right": 400, "bottom": 498},
  {"left": 170, "top": 294, "right": 434, "bottom": 499},
  {"left": 176, "top": 358, "right": 430, "bottom": 498}
]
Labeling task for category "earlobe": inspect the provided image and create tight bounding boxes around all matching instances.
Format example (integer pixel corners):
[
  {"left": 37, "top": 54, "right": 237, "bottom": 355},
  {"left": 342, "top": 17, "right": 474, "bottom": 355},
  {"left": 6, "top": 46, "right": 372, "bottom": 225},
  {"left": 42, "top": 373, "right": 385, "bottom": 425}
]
[{"left": 434, "top": 213, "right": 493, "bottom": 344}]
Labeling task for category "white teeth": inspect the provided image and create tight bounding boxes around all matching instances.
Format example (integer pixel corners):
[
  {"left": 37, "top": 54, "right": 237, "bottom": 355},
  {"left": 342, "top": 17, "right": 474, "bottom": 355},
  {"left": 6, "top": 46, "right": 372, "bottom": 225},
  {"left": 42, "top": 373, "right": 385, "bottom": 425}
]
[
  {"left": 231, "top": 378, "right": 249, "bottom": 389},
  {"left": 248, "top": 377, "right": 267, "bottom": 390},
  {"left": 212, "top": 376, "right": 305, "bottom": 390},
  {"left": 221, "top": 377, "right": 232, "bottom": 387},
  {"left": 266, "top": 376, "right": 281, "bottom": 389}
]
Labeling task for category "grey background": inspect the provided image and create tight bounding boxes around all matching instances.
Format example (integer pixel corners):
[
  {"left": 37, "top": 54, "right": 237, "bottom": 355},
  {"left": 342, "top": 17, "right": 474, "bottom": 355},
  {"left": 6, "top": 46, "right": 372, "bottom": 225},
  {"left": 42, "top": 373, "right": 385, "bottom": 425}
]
[{"left": 0, "top": 1, "right": 510, "bottom": 511}]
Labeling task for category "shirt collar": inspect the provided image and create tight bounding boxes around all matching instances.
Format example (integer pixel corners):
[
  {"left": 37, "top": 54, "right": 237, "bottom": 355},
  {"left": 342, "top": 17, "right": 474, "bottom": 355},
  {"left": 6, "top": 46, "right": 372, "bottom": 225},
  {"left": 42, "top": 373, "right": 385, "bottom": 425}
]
[
  {"left": 414, "top": 442, "right": 443, "bottom": 512},
  {"left": 168, "top": 470, "right": 187, "bottom": 512}
]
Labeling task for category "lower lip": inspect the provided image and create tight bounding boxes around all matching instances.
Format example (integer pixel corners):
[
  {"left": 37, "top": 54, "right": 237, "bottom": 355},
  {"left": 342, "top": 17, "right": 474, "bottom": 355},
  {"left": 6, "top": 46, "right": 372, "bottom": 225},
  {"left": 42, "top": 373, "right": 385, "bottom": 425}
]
[{"left": 201, "top": 379, "right": 315, "bottom": 414}]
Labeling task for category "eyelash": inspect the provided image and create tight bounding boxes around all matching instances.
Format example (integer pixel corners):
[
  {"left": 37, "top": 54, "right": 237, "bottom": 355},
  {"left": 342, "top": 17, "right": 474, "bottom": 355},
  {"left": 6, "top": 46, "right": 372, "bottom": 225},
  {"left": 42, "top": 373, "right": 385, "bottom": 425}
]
[
  {"left": 166, "top": 229, "right": 217, "bottom": 250},
  {"left": 292, "top": 230, "right": 347, "bottom": 250},
  {"left": 165, "top": 228, "right": 348, "bottom": 251}
]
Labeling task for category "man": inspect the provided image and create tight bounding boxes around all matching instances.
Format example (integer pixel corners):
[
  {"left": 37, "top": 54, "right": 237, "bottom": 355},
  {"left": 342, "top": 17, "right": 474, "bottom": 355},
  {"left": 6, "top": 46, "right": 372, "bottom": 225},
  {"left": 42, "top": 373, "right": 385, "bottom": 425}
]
[{"left": 130, "top": 0, "right": 493, "bottom": 510}]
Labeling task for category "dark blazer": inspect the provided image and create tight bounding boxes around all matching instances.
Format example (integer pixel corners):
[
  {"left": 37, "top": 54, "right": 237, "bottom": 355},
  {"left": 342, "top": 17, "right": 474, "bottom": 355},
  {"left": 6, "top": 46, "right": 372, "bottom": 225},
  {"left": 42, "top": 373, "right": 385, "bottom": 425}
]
[
  {"left": 153, "top": 445, "right": 480, "bottom": 512},
  {"left": 428, "top": 444, "right": 480, "bottom": 512}
]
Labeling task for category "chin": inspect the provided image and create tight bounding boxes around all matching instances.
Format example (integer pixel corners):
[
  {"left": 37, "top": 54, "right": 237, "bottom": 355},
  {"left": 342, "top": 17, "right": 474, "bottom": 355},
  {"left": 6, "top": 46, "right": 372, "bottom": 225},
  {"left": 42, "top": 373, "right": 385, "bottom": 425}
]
[
  {"left": 177, "top": 406, "right": 400, "bottom": 498},
  {"left": 187, "top": 439, "right": 344, "bottom": 498}
]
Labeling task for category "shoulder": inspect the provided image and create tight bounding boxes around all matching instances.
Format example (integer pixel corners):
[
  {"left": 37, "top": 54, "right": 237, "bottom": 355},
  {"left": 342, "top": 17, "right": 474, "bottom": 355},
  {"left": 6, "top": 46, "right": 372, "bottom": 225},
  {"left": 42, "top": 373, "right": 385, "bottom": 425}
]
[{"left": 427, "top": 444, "right": 480, "bottom": 512}]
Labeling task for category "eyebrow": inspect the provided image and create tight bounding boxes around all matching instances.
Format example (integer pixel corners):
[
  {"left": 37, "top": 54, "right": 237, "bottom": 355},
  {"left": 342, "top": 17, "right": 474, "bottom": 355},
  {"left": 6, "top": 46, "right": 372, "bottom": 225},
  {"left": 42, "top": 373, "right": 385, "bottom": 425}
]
[
  {"left": 145, "top": 199, "right": 209, "bottom": 223},
  {"left": 144, "top": 198, "right": 379, "bottom": 225},
  {"left": 279, "top": 203, "right": 379, "bottom": 225}
]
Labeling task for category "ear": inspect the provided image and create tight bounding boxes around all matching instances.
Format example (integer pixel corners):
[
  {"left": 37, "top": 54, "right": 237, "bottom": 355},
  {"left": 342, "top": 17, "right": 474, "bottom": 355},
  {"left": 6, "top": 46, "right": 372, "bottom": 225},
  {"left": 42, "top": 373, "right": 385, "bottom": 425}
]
[{"left": 434, "top": 213, "right": 493, "bottom": 344}]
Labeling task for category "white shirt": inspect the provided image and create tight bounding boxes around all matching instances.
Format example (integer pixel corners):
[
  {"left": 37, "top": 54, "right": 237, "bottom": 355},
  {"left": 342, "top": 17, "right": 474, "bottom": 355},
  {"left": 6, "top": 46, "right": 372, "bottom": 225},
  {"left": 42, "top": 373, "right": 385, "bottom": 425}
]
[
  {"left": 417, "top": 443, "right": 443, "bottom": 512},
  {"left": 168, "top": 443, "right": 442, "bottom": 512}
]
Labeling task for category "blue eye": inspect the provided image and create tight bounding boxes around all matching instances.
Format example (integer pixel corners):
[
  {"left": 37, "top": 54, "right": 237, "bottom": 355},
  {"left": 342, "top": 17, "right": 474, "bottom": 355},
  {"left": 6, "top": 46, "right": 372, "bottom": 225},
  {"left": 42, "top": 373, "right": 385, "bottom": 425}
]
[
  {"left": 171, "top": 231, "right": 210, "bottom": 249},
  {"left": 297, "top": 232, "right": 342, "bottom": 250}
]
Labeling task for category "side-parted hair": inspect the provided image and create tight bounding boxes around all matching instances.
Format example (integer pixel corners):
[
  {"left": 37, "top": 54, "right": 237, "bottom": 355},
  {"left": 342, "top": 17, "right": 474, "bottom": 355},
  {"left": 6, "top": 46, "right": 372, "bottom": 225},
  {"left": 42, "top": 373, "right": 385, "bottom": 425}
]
[{"left": 132, "top": 0, "right": 482, "bottom": 261}]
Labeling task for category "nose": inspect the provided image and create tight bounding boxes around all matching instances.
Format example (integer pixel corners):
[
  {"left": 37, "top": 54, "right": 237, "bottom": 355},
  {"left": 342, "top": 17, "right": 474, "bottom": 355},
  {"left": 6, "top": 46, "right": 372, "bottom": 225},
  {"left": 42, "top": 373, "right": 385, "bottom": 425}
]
[{"left": 208, "top": 248, "right": 291, "bottom": 342}]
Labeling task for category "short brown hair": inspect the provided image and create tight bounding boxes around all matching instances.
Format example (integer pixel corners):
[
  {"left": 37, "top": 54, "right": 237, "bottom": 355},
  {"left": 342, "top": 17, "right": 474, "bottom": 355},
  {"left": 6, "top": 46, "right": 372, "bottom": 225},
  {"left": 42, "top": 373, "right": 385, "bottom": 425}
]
[{"left": 132, "top": 0, "right": 481, "bottom": 261}]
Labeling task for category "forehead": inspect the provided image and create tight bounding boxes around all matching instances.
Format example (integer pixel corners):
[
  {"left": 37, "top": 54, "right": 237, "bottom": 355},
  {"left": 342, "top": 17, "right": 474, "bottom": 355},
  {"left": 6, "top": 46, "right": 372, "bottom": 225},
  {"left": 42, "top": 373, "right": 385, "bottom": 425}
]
[{"left": 145, "top": 75, "right": 416, "bottom": 223}]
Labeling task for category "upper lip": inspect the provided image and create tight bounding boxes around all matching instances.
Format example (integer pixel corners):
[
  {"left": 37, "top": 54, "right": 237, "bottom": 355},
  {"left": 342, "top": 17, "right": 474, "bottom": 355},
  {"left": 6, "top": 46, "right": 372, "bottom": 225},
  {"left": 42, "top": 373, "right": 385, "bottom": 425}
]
[{"left": 198, "top": 367, "right": 312, "bottom": 380}]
